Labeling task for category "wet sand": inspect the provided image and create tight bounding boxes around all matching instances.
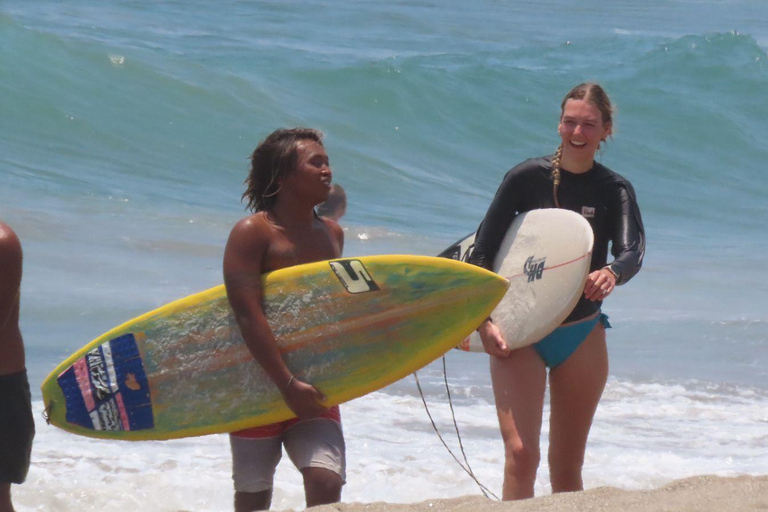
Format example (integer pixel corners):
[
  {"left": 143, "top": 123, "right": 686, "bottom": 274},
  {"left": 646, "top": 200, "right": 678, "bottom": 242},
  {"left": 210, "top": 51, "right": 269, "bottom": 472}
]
[{"left": 309, "top": 475, "right": 768, "bottom": 512}]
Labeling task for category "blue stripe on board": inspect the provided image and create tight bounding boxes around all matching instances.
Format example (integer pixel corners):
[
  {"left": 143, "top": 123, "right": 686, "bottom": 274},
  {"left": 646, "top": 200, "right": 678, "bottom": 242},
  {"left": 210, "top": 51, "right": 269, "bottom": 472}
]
[
  {"left": 109, "top": 333, "right": 154, "bottom": 431},
  {"left": 57, "top": 366, "right": 94, "bottom": 430}
]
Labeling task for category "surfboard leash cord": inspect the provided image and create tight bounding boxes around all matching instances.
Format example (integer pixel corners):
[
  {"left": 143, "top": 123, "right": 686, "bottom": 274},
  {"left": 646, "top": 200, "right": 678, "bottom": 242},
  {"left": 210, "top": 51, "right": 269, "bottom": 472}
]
[
  {"left": 413, "top": 358, "right": 499, "bottom": 500},
  {"left": 43, "top": 401, "right": 53, "bottom": 425}
]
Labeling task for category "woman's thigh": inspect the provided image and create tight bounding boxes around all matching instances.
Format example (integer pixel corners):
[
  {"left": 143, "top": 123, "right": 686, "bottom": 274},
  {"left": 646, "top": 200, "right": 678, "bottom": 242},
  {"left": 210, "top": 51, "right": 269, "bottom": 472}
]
[
  {"left": 547, "top": 323, "right": 609, "bottom": 467},
  {"left": 490, "top": 346, "right": 548, "bottom": 450}
]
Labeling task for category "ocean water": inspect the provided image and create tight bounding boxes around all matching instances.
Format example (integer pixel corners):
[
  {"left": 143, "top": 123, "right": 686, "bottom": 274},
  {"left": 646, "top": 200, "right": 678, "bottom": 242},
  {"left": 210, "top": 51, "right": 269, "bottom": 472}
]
[{"left": 2, "top": 0, "right": 768, "bottom": 510}]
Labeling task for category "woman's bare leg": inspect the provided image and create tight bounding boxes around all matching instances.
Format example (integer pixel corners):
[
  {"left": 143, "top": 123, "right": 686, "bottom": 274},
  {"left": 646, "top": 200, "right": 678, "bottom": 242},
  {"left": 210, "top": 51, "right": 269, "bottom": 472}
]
[
  {"left": 547, "top": 323, "right": 608, "bottom": 493},
  {"left": 490, "top": 346, "right": 547, "bottom": 500}
]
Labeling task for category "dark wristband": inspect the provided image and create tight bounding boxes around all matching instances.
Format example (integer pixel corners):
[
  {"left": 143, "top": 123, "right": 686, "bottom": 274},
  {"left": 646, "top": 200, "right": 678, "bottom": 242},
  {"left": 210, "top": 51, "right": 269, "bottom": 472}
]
[{"left": 603, "top": 265, "right": 620, "bottom": 281}]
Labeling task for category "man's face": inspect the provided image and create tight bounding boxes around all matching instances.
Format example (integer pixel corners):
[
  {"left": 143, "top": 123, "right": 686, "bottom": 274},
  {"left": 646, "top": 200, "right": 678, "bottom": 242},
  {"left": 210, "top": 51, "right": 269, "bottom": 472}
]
[{"left": 283, "top": 140, "right": 333, "bottom": 205}]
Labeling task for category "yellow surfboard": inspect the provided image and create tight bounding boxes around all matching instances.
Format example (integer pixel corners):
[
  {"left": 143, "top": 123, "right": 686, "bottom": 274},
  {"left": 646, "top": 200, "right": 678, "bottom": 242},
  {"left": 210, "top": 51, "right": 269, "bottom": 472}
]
[{"left": 41, "top": 255, "right": 507, "bottom": 441}]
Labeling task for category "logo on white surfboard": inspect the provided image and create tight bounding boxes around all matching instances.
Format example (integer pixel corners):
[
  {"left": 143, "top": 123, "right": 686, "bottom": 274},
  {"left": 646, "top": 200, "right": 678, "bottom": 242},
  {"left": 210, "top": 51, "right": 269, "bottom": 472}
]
[
  {"left": 523, "top": 255, "right": 546, "bottom": 282},
  {"left": 330, "top": 260, "right": 380, "bottom": 294}
]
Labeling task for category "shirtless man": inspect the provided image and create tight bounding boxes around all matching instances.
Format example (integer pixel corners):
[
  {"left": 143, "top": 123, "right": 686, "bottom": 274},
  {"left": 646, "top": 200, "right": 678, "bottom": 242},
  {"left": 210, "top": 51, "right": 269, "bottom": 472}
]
[
  {"left": 223, "top": 128, "right": 345, "bottom": 512},
  {"left": 0, "top": 222, "right": 35, "bottom": 512}
]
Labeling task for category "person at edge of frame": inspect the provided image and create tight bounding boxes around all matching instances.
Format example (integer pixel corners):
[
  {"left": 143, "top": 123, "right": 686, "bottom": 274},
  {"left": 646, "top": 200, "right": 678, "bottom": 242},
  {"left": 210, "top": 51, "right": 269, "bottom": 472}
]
[
  {"left": 0, "top": 221, "right": 35, "bottom": 512},
  {"left": 316, "top": 183, "right": 347, "bottom": 222}
]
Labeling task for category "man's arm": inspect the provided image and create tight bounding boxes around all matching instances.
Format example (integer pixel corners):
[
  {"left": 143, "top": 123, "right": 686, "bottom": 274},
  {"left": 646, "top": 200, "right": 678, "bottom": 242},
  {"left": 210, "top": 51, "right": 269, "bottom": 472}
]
[
  {"left": 0, "top": 225, "right": 22, "bottom": 333},
  {"left": 223, "top": 217, "right": 327, "bottom": 419}
]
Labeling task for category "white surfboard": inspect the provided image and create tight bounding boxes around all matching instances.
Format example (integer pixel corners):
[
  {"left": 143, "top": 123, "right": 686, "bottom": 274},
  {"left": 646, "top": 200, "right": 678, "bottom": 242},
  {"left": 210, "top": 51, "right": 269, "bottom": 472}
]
[{"left": 438, "top": 209, "right": 594, "bottom": 353}]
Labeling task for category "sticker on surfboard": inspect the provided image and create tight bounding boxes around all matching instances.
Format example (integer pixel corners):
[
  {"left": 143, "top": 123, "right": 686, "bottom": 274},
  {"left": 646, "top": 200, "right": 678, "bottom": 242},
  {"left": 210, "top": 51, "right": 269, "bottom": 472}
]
[
  {"left": 523, "top": 256, "right": 546, "bottom": 282},
  {"left": 330, "top": 259, "right": 380, "bottom": 294},
  {"left": 56, "top": 333, "right": 154, "bottom": 432}
]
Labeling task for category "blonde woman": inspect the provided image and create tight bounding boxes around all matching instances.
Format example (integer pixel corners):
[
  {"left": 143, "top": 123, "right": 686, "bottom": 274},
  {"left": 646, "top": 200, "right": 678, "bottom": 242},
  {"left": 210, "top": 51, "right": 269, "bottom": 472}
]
[{"left": 470, "top": 83, "right": 645, "bottom": 500}]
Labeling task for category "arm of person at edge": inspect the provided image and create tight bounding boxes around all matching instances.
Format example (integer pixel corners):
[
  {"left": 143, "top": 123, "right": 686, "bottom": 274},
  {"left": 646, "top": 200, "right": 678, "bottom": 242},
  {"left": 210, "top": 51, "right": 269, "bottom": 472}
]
[
  {"left": 584, "top": 182, "right": 645, "bottom": 301},
  {"left": 0, "top": 227, "right": 22, "bottom": 333},
  {"left": 223, "top": 216, "right": 339, "bottom": 420},
  {"left": 468, "top": 168, "right": 527, "bottom": 359}
]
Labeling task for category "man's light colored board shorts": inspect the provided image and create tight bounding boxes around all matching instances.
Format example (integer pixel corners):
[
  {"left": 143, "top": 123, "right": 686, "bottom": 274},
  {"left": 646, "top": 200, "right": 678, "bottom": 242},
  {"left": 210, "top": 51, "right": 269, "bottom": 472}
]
[{"left": 230, "top": 418, "right": 346, "bottom": 493}]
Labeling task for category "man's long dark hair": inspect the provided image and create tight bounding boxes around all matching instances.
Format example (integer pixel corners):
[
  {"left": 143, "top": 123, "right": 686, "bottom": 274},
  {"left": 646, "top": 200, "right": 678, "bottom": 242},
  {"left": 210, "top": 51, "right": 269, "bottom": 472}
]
[{"left": 242, "top": 128, "right": 324, "bottom": 212}]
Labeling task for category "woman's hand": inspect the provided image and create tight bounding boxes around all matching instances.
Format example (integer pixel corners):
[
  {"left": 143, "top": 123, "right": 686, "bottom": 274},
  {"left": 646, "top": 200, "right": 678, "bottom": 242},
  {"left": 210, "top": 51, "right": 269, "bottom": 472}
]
[
  {"left": 584, "top": 267, "right": 617, "bottom": 301},
  {"left": 477, "top": 318, "right": 511, "bottom": 358}
]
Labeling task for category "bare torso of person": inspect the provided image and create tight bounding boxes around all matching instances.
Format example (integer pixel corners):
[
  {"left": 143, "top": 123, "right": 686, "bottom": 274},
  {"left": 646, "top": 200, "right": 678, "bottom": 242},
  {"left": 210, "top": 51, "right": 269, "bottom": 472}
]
[
  {"left": 0, "top": 221, "right": 26, "bottom": 375},
  {"left": 259, "top": 211, "right": 343, "bottom": 273},
  {"left": 0, "top": 303, "right": 25, "bottom": 375}
]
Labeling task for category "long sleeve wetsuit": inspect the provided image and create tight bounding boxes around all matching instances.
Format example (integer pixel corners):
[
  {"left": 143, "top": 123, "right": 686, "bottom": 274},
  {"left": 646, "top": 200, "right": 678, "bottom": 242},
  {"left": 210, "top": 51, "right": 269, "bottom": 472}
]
[{"left": 469, "top": 156, "right": 645, "bottom": 323}]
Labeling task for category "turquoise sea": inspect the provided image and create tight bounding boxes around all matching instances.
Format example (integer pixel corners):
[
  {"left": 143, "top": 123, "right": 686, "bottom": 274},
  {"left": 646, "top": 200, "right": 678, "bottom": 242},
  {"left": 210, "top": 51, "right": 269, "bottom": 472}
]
[{"left": 2, "top": 1, "right": 768, "bottom": 510}]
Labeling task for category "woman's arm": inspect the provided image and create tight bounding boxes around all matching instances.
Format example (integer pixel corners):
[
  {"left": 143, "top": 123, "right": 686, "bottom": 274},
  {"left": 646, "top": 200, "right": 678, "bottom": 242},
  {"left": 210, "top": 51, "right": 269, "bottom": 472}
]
[
  {"left": 469, "top": 167, "right": 528, "bottom": 271},
  {"left": 607, "top": 182, "right": 645, "bottom": 285}
]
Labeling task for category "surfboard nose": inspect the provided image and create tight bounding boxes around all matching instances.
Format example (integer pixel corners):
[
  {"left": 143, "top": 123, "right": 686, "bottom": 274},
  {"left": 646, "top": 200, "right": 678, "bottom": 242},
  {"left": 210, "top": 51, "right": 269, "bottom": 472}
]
[
  {"left": 412, "top": 255, "right": 509, "bottom": 345},
  {"left": 428, "top": 255, "right": 510, "bottom": 321}
]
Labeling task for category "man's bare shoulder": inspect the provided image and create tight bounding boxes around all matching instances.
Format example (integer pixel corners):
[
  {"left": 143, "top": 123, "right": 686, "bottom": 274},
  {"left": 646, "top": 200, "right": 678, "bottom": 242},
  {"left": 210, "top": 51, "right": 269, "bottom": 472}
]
[
  {"left": 228, "top": 212, "right": 273, "bottom": 246},
  {"left": 224, "top": 212, "right": 274, "bottom": 282},
  {"left": 320, "top": 216, "right": 344, "bottom": 244}
]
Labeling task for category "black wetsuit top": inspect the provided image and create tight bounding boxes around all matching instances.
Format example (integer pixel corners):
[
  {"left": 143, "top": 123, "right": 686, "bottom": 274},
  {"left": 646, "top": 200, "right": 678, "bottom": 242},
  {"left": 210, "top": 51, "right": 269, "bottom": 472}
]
[{"left": 469, "top": 156, "right": 645, "bottom": 323}]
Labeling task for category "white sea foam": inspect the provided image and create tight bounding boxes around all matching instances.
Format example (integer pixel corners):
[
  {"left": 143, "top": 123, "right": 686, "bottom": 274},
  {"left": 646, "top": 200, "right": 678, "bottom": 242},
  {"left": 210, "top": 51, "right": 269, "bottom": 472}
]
[{"left": 16, "top": 370, "right": 768, "bottom": 511}]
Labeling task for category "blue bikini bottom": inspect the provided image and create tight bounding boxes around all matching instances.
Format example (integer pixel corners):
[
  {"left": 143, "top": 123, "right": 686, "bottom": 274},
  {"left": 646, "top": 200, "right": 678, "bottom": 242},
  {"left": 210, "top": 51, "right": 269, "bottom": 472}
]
[{"left": 533, "top": 313, "right": 611, "bottom": 369}]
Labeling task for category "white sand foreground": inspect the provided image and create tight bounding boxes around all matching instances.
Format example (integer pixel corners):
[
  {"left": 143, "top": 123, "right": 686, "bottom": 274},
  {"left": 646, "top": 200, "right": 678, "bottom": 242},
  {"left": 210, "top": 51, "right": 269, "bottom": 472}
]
[{"left": 308, "top": 475, "right": 768, "bottom": 512}]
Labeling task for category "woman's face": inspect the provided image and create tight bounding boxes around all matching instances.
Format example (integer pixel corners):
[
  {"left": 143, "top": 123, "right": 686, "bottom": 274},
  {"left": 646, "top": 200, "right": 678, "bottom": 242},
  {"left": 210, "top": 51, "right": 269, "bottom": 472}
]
[{"left": 558, "top": 98, "right": 612, "bottom": 171}]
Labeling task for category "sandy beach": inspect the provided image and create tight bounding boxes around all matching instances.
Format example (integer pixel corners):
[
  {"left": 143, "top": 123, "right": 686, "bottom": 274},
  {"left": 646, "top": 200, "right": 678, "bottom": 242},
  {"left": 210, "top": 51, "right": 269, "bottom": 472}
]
[{"left": 308, "top": 475, "right": 768, "bottom": 512}]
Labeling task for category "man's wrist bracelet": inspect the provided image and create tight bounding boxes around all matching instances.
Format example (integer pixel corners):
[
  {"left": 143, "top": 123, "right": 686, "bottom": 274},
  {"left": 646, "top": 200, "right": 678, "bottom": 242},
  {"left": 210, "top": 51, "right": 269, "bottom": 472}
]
[{"left": 284, "top": 374, "right": 295, "bottom": 392}]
